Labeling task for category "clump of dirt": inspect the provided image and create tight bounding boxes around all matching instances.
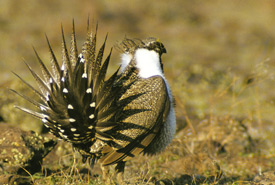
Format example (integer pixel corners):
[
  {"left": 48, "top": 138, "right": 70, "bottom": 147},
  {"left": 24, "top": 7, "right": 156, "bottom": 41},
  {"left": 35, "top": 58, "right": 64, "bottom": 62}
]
[{"left": 0, "top": 123, "right": 56, "bottom": 178}]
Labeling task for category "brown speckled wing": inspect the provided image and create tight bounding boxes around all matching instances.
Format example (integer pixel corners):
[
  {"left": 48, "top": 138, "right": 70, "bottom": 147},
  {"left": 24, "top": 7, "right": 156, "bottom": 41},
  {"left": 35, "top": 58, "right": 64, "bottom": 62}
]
[{"left": 99, "top": 76, "right": 170, "bottom": 165}]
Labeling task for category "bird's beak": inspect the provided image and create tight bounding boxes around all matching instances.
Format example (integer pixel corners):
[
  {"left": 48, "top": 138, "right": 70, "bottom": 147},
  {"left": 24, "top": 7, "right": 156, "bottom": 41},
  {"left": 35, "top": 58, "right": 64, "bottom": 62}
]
[
  {"left": 162, "top": 47, "right": 167, "bottom": 54},
  {"left": 156, "top": 39, "right": 167, "bottom": 55}
]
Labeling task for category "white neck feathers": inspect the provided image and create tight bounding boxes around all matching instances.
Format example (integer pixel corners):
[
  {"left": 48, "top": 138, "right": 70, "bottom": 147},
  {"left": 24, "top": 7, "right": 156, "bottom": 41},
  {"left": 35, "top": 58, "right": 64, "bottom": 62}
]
[
  {"left": 120, "top": 48, "right": 163, "bottom": 79},
  {"left": 120, "top": 52, "right": 132, "bottom": 72}
]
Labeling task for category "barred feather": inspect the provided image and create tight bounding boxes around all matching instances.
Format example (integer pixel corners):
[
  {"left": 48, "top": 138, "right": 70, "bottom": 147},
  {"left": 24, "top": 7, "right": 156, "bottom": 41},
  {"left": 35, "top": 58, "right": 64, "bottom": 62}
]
[
  {"left": 13, "top": 24, "right": 127, "bottom": 146},
  {"left": 46, "top": 35, "right": 60, "bottom": 82}
]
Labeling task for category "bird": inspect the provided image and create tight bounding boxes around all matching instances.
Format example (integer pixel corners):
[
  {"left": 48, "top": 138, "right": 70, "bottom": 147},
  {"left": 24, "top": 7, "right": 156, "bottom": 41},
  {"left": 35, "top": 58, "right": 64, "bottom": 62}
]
[{"left": 12, "top": 21, "right": 176, "bottom": 182}]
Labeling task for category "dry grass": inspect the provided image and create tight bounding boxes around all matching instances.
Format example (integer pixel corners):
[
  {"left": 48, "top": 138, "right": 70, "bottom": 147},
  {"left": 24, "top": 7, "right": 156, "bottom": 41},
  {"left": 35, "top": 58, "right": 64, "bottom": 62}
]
[{"left": 0, "top": 0, "right": 275, "bottom": 184}]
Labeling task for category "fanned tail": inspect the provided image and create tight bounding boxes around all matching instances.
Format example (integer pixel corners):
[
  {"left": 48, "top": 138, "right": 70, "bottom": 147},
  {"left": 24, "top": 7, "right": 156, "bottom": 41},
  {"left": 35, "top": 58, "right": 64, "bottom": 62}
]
[{"left": 13, "top": 23, "right": 119, "bottom": 145}]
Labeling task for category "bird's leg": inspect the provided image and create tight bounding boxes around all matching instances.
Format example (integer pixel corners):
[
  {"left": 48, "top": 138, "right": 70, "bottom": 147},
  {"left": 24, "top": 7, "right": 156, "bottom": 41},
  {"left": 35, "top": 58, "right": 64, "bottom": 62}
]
[{"left": 115, "top": 161, "right": 126, "bottom": 183}]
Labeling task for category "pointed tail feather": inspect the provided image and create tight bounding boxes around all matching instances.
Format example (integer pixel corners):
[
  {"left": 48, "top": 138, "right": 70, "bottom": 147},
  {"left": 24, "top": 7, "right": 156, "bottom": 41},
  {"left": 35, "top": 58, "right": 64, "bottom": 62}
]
[{"left": 14, "top": 23, "right": 120, "bottom": 146}]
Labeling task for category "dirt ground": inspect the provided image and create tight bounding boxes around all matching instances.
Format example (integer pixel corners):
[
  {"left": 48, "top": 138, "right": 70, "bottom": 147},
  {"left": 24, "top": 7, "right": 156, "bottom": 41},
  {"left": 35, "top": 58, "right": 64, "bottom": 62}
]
[{"left": 0, "top": 0, "right": 274, "bottom": 184}]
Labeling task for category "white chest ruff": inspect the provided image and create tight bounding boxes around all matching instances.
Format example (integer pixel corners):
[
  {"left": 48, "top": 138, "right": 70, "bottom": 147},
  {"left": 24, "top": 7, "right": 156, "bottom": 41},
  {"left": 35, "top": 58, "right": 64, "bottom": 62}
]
[{"left": 121, "top": 48, "right": 163, "bottom": 78}]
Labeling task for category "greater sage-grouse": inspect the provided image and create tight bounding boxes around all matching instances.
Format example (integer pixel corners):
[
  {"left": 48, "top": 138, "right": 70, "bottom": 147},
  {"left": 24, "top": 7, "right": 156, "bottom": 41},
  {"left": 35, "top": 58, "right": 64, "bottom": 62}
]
[{"left": 13, "top": 22, "right": 176, "bottom": 181}]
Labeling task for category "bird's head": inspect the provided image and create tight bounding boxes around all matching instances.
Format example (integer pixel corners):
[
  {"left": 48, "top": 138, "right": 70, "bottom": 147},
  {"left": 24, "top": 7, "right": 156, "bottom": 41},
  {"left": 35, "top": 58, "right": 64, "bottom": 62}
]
[
  {"left": 140, "top": 38, "right": 167, "bottom": 56},
  {"left": 118, "top": 37, "right": 167, "bottom": 78}
]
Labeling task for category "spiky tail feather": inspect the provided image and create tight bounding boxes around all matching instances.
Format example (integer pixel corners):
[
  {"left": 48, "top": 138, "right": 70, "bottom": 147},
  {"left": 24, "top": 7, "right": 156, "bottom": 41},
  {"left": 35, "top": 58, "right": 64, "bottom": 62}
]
[{"left": 13, "top": 21, "right": 122, "bottom": 146}]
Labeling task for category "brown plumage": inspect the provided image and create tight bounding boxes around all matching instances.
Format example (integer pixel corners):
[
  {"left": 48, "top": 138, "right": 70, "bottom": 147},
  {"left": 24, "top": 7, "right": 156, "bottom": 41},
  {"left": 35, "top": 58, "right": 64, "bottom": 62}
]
[{"left": 13, "top": 21, "right": 176, "bottom": 181}]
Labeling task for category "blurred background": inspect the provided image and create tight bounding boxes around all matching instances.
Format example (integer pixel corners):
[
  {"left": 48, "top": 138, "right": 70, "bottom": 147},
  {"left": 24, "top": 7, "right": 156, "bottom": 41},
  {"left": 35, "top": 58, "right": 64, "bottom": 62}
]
[
  {"left": 0, "top": 0, "right": 274, "bottom": 183},
  {"left": 1, "top": 0, "right": 275, "bottom": 130}
]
